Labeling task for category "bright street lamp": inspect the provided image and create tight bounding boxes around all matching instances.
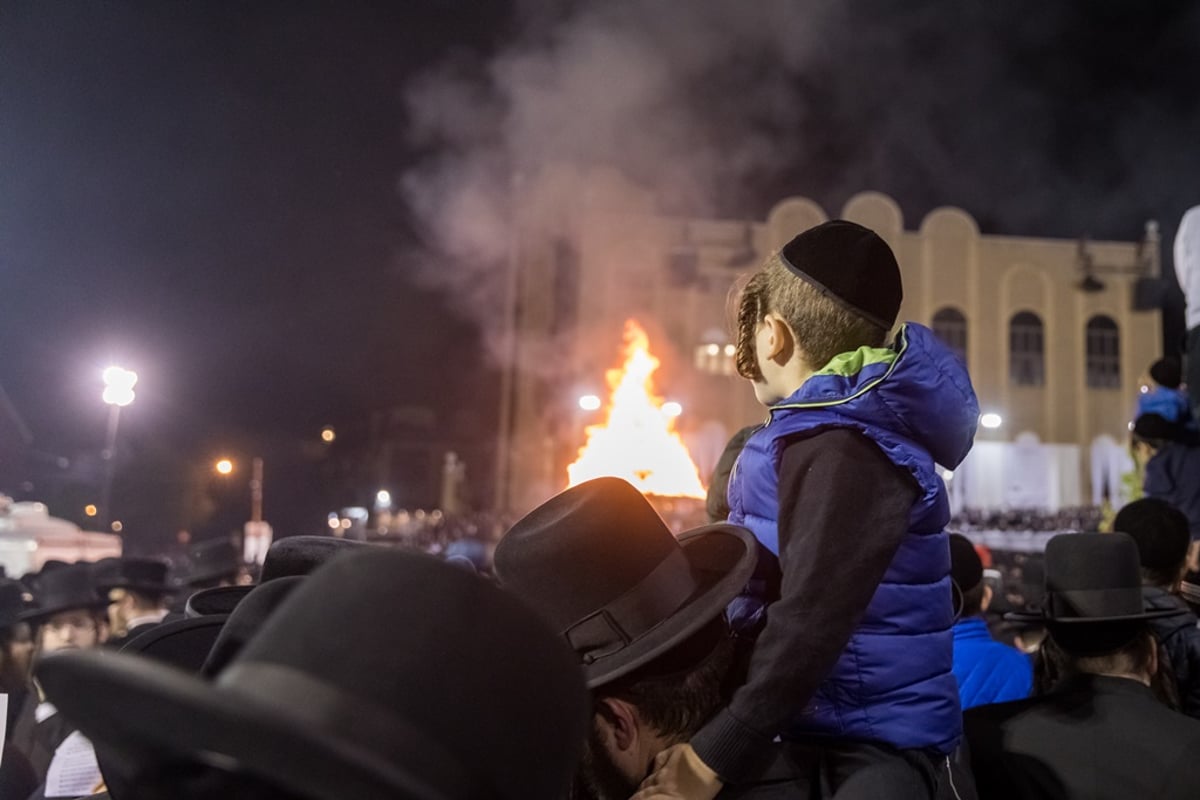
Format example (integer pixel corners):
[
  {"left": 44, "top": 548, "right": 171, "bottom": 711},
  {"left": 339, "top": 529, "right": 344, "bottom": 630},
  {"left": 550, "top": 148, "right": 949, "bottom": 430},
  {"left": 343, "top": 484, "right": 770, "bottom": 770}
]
[
  {"left": 100, "top": 365, "right": 137, "bottom": 530},
  {"left": 980, "top": 413, "right": 1003, "bottom": 430},
  {"left": 215, "top": 459, "right": 234, "bottom": 475}
]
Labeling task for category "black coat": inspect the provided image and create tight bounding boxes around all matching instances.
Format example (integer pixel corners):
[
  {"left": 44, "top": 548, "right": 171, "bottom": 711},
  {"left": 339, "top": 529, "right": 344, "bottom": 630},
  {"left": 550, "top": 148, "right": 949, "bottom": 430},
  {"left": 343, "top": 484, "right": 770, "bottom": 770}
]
[
  {"left": 1144, "top": 586, "right": 1200, "bottom": 718},
  {"left": 964, "top": 674, "right": 1200, "bottom": 800}
]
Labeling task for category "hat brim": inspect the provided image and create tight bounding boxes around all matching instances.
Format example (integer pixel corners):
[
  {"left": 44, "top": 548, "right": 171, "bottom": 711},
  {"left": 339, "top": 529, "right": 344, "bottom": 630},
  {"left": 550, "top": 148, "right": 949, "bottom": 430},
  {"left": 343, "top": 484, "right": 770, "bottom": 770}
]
[
  {"left": 185, "top": 585, "right": 254, "bottom": 618},
  {"left": 38, "top": 652, "right": 461, "bottom": 800},
  {"left": 1004, "top": 606, "right": 1188, "bottom": 624},
  {"left": 121, "top": 616, "right": 228, "bottom": 673},
  {"left": 97, "top": 580, "right": 176, "bottom": 596},
  {"left": 20, "top": 600, "right": 109, "bottom": 624},
  {"left": 582, "top": 522, "right": 758, "bottom": 688}
]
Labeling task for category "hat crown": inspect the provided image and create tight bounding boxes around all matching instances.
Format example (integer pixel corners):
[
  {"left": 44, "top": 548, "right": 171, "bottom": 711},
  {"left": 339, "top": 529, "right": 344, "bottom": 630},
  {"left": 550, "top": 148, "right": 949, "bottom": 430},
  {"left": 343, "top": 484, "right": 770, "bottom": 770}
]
[
  {"left": 228, "top": 550, "right": 587, "bottom": 800},
  {"left": 1043, "top": 533, "right": 1146, "bottom": 620},
  {"left": 780, "top": 220, "right": 903, "bottom": 330},
  {"left": 260, "top": 535, "right": 364, "bottom": 582},
  {"left": 27, "top": 563, "right": 106, "bottom": 618},
  {"left": 494, "top": 478, "right": 686, "bottom": 634}
]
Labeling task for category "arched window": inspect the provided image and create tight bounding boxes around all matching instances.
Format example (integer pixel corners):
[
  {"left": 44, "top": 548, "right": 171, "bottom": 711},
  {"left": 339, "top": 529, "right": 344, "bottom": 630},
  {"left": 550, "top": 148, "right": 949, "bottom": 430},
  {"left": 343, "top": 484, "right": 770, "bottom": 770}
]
[
  {"left": 931, "top": 307, "right": 968, "bottom": 365},
  {"left": 1009, "top": 311, "right": 1045, "bottom": 387},
  {"left": 1086, "top": 315, "right": 1121, "bottom": 389}
]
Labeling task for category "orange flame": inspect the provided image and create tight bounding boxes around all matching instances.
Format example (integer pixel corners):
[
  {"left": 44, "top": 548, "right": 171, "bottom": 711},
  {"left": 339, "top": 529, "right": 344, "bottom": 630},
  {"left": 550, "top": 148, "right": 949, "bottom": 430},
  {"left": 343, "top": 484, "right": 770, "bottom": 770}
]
[{"left": 567, "top": 320, "right": 706, "bottom": 498}]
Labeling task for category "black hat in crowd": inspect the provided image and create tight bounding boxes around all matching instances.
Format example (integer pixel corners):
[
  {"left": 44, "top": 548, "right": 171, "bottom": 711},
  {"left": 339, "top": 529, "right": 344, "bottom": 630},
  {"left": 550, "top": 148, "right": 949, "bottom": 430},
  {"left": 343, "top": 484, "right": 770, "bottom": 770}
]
[
  {"left": 120, "top": 616, "right": 229, "bottom": 673},
  {"left": 1132, "top": 412, "right": 1183, "bottom": 444},
  {"left": 948, "top": 533, "right": 983, "bottom": 618},
  {"left": 0, "top": 579, "right": 33, "bottom": 630},
  {"left": 21, "top": 563, "right": 108, "bottom": 623},
  {"left": 181, "top": 538, "right": 242, "bottom": 587},
  {"left": 95, "top": 557, "right": 175, "bottom": 596},
  {"left": 1007, "top": 533, "right": 1187, "bottom": 626},
  {"left": 949, "top": 533, "right": 984, "bottom": 593},
  {"left": 185, "top": 536, "right": 367, "bottom": 617},
  {"left": 39, "top": 550, "right": 588, "bottom": 800},
  {"left": 779, "top": 220, "right": 903, "bottom": 330},
  {"left": 1150, "top": 356, "right": 1183, "bottom": 390},
  {"left": 1113, "top": 497, "right": 1191, "bottom": 573},
  {"left": 494, "top": 477, "right": 758, "bottom": 688}
]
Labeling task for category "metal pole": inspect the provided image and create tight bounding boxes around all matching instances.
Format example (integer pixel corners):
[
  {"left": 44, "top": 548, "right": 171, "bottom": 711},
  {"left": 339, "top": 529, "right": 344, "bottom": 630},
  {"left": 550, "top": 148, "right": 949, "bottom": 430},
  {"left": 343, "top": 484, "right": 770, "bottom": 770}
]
[
  {"left": 99, "top": 404, "right": 121, "bottom": 530},
  {"left": 250, "top": 457, "right": 263, "bottom": 523}
]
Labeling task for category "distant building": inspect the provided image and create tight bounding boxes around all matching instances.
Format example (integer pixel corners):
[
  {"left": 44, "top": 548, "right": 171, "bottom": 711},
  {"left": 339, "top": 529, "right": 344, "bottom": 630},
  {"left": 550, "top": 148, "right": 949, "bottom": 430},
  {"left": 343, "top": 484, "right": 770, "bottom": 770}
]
[{"left": 498, "top": 168, "right": 1162, "bottom": 514}]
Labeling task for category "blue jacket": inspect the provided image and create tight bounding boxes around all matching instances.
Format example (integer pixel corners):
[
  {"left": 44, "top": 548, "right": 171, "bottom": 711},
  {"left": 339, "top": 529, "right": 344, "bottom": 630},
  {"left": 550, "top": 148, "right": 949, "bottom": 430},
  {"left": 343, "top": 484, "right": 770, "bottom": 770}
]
[
  {"left": 952, "top": 617, "right": 1033, "bottom": 710},
  {"left": 1144, "top": 443, "right": 1200, "bottom": 539},
  {"left": 728, "top": 323, "right": 978, "bottom": 753}
]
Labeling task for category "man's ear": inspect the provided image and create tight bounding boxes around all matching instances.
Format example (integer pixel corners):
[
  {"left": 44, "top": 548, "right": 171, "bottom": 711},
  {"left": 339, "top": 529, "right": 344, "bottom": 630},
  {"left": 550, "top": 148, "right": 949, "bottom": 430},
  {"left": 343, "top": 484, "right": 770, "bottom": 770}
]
[
  {"left": 595, "top": 697, "right": 640, "bottom": 753},
  {"left": 762, "top": 313, "right": 794, "bottom": 365},
  {"left": 981, "top": 583, "right": 994, "bottom": 612}
]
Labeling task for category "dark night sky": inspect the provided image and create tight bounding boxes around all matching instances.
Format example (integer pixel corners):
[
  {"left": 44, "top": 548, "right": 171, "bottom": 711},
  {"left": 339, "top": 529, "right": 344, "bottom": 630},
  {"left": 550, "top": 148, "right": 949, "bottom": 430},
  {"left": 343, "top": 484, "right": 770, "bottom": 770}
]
[{"left": 2, "top": 1, "right": 1199, "bottom": 544}]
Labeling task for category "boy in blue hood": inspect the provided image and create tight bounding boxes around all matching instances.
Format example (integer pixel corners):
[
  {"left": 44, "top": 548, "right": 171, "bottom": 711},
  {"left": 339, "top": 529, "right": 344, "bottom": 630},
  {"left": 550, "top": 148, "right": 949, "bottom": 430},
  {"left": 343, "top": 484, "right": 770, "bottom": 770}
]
[{"left": 639, "top": 221, "right": 978, "bottom": 800}]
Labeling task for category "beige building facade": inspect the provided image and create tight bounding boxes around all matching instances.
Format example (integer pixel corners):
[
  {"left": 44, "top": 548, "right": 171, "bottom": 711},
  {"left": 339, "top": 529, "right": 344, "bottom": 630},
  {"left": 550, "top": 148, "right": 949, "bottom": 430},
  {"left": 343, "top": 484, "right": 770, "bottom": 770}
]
[{"left": 498, "top": 168, "right": 1162, "bottom": 514}]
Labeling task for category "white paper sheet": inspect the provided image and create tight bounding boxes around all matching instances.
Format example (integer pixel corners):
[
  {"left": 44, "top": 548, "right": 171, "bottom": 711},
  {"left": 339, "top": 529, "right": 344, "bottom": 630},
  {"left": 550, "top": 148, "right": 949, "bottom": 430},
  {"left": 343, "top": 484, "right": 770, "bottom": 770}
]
[{"left": 45, "top": 730, "right": 102, "bottom": 798}]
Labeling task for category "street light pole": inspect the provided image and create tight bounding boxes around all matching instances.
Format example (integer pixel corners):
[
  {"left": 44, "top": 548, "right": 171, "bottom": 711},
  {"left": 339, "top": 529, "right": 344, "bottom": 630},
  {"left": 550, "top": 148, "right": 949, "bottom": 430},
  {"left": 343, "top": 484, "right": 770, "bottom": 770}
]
[
  {"left": 99, "top": 366, "right": 137, "bottom": 531},
  {"left": 99, "top": 403, "right": 121, "bottom": 531}
]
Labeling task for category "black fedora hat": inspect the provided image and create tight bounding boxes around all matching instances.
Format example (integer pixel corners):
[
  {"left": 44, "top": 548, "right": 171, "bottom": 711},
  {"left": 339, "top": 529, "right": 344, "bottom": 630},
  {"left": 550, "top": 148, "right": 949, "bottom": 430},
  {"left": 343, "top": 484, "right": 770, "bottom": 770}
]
[
  {"left": 181, "top": 538, "right": 242, "bottom": 586},
  {"left": 183, "top": 536, "right": 366, "bottom": 617},
  {"left": 1007, "top": 532, "right": 1187, "bottom": 624},
  {"left": 37, "top": 550, "right": 588, "bottom": 800},
  {"left": 494, "top": 477, "right": 758, "bottom": 688},
  {"left": 121, "top": 615, "right": 229, "bottom": 673},
  {"left": 95, "top": 557, "right": 175, "bottom": 596},
  {"left": 21, "top": 563, "right": 108, "bottom": 623}
]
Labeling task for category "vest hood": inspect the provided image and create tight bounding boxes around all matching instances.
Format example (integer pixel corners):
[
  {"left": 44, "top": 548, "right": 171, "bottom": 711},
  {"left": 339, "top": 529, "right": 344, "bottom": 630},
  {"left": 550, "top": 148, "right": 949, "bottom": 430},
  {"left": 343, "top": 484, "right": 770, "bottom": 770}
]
[{"left": 776, "top": 323, "right": 978, "bottom": 470}]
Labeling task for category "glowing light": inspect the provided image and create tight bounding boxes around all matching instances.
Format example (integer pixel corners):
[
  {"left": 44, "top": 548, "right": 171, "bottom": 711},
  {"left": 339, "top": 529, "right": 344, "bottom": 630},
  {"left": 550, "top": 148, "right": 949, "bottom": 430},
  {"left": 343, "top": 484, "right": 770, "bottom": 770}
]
[
  {"left": 706, "top": 343, "right": 720, "bottom": 356},
  {"left": 567, "top": 320, "right": 705, "bottom": 499},
  {"left": 578, "top": 394, "right": 602, "bottom": 411},
  {"left": 339, "top": 518, "right": 351, "bottom": 529},
  {"left": 327, "top": 515, "right": 340, "bottom": 530},
  {"left": 662, "top": 401, "right": 683, "bottom": 418},
  {"left": 215, "top": 459, "right": 234, "bottom": 475},
  {"left": 321, "top": 426, "right": 336, "bottom": 443},
  {"left": 84, "top": 504, "right": 97, "bottom": 517},
  {"left": 723, "top": 344, "right": 736, "bottom": 357},
  {"left": 376, "top": 490, "right": 392, "bottom": 509},
  {"left": 111, "top": 520, "right": 123, "bottom": 533},
  {"left": 980, "top": 413, "right": 1003, "bottom": 430},
  {"left": 102, "top": 366, "right": 138, "bottom": 407}
]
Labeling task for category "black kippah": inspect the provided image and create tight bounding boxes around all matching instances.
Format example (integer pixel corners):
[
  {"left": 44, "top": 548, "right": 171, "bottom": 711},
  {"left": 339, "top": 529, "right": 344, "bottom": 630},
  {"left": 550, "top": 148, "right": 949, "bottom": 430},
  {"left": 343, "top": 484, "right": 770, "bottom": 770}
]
[{"left": 779, "top": 220, "right": 903, "bottom": 329}]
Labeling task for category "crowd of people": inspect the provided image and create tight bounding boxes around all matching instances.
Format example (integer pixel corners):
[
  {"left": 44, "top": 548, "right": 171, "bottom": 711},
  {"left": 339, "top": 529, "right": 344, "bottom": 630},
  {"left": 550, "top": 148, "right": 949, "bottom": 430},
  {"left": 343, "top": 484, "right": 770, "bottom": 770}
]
[{"left": 2, "top": 219, "right": 1200, "bottom": 800}]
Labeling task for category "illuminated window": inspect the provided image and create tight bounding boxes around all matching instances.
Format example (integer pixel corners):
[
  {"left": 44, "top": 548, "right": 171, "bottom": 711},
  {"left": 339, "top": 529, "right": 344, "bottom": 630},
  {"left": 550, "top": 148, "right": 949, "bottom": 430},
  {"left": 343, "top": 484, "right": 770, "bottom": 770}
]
[
  {"left": 1085, "top": 315, "right": 1121, "bottom": 389},
  {"left": 931, "top": 307, "right": 967, "bottom": 366},
  {"left": 1009, "top": 311, "right": 1045, "bottom": 387},
  {"left": 694, "top": 330, "right": 736, "bottom": 375}
]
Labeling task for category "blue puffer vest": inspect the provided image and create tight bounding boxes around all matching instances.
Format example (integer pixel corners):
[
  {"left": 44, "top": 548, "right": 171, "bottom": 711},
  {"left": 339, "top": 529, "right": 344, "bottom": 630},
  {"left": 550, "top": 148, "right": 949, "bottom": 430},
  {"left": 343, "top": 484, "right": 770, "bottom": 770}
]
[{"left": 727, "top": 323, "right": 978, "bottom": 754}]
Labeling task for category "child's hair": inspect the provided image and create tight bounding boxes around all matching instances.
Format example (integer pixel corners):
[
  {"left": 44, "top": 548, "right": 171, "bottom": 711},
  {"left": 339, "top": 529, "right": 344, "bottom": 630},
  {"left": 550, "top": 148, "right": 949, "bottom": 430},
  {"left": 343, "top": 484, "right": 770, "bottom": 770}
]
[{"left": 735, "top": 253, "right": 888, "bottom": 381}]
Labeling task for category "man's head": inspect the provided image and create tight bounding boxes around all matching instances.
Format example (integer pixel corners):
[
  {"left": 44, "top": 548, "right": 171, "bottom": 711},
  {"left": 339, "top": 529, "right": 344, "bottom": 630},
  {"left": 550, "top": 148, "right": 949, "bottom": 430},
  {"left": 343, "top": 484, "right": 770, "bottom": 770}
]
[
  {"left": 735, "top": 221, "right": 900, "bottom": 405},
  {"left": 950, "top": 533, "right": 991, "bottom": 618},
  {"left": 581, "top": 620, "right": 734, "bottom": 800},
  {"left": 1012, "top": 532, "right": 1187, "bottom": 687},
  {"left": 182, "top": 539, "right": 243, "bottom": 590},
  {"left": 1113, "top": 498, "right": 1191, "bottom": 589},
  {"left": 24, "top": 563, "right": 110, "bottom": 654},
  {"left": 494, "top": 478, "right": 757, "bottom": 800},
  {"left": 0, "top": 580, "right": 34, "bottom": 691},
  {"left": 1131, "top": 413, "right": 1181, "bottom": 463},
  {"left": 97, "top": 558, "right": 174, "bottom": 634},
  {"left": 1149, "top": 356, "right": 1183, "bottom": 390}
]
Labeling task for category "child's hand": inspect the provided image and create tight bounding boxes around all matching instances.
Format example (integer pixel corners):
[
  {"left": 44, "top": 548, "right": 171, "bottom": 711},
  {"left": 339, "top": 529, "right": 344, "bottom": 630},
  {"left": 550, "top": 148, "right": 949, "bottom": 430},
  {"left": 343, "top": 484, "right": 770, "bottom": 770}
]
[{"left": 632, "top": 743, "right": 723, "bottom": 800}]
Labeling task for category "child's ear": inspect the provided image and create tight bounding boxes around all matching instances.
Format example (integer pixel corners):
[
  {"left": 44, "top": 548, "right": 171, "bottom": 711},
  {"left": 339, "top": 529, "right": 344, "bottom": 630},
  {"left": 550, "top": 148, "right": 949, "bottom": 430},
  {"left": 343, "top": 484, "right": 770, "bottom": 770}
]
[{"left": 763, "top": 313, "right": 794, "bottom": 363}]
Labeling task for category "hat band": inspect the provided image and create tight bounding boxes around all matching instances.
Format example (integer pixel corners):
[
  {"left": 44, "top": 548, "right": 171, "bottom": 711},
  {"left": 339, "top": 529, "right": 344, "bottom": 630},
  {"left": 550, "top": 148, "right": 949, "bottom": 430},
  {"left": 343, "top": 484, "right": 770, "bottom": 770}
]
[
  {"left": 220, "top": 662, "right": 493, "bottom": 797},
  {"left": 564, "top": 547, "right": 697, "bottom": 664},
  {"left": 1047, "top": 586, "right": 1145, "bottom": 620}
]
